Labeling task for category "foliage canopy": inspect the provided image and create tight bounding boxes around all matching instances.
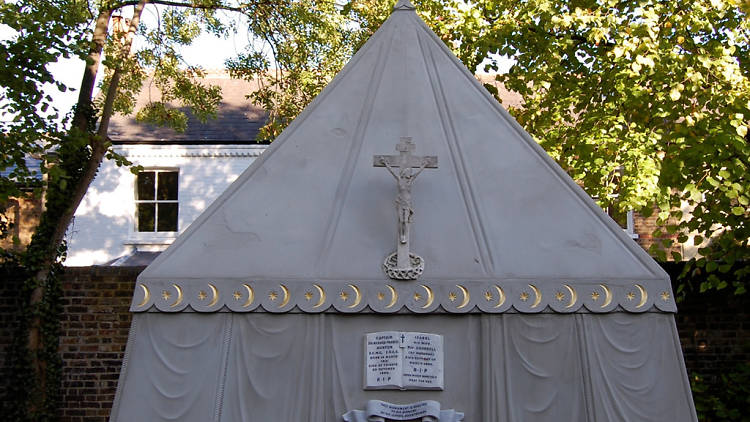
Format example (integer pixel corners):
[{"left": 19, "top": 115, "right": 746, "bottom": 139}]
[{"left": 474, "top": 0, "right": 750, "bottom": 294}]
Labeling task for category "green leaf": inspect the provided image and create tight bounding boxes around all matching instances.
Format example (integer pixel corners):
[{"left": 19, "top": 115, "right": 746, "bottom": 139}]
[{"left": 706, "top": 261, "right": 718, "bottom": 272}]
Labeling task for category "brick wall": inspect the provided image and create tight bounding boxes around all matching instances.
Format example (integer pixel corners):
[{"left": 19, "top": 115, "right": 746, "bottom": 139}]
[
  {"left": 1, "top": 265, "right": 748, "bottom": 421},
  {"left": 633, "top": 209, "right": 684, "bottom": 259},
  {"left": 58, "top": 267, "right": 141, "bottom": 422},
  {"left": 676, "top": 289, "right": 750, "bottom": 382},
  {"left": 0, "top": 266, "right": 141, "bottom": 422}
]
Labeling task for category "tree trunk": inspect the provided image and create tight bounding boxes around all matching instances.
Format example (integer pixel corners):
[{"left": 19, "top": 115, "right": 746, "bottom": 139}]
[
  {"left": 72, "top": 8, "right": 112, "bottom": 132},
  {"left": 21, "top": 1, "right": 147, "bottom": 418}
]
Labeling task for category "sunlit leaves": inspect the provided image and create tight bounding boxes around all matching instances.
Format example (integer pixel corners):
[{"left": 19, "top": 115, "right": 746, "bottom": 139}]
[
  {"left": 226, "top": 0, "right": 356, "bottom": 140},
  {"left": 461, "top": 0, "right": 750, "bottom": 292},
  {"left": 0, "top": 0, "right": 89, "bottom": 251}
]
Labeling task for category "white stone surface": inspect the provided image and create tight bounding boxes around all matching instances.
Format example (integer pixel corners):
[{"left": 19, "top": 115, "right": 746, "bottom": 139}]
[{"left": 65, "top": 144, "right": 266, "bottom": 266}]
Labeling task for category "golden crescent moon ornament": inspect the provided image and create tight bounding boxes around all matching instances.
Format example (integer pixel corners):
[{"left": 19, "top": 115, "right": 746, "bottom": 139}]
[
  {"left": 242, "top": 283, "right": 254, "bottom": 308},
  {"left": 420, "top": 285, "right": 434, "bottom": 309},
  {"left": 386, "top": 285, "right": 398, "bottom": 309},
  {"left": 170, "top": 284, "right": 183, "bottom": 308},
  {"left": 207, "top": 283, "right": 219, "bottom": 307},
  {"left": 529, "top": 284, "right": 542, "bottom": 308},
  {"left": 279, "top": 284, "right": 290, "bottom": 308},
  {"left": 599, "top": 284, "right": 612, "bottom": 308},
  {"left": 136, "top": 284, "right": 150, "bottom": 307},
  {"left": 456, "top": 284, "right": 470, "bottom": 309},
  {"left": 635, "top": 284, "right": 648, "bottom": 308},
  {"left": 313, "top": 284, "right": 326, "bottom": 308},
  {"left": 563, "top": 284, "right": 577, "bottom": 309},
  {"left": 493, "top": 285, "right": 506, "bottom": 308},
  {"left": 347, "top": 284, "right": 362, "bottom": 308}
]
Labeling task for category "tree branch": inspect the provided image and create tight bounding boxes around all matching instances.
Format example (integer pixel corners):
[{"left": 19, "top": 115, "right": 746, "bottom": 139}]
[
  {"left": 109, "top": 0, "right": 269, "bottom": 13},
  {"left": 98, "top": 0, "right": 147, "bottom": 137},
  {"left": 524, "top": 24, "right": 615, "bottom": 48}
]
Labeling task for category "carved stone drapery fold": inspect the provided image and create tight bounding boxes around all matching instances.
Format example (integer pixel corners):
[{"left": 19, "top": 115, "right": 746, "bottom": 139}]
[{"left": 110, "top": 312, "right": 696, "bottom": 421}]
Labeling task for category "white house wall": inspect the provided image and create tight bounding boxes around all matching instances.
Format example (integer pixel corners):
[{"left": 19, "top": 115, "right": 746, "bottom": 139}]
[{"left": 65, "top": 144, "right": 266, "bottom": 266}]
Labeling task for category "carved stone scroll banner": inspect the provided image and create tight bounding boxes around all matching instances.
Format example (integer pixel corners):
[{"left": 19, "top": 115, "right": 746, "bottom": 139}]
[{"left": 342, "top": 400, "right": 464, "bottom": 422}]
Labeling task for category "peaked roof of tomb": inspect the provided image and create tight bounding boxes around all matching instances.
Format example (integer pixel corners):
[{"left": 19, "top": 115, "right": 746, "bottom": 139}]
[{"left": 132, "top": 1, "right": 674, "bottom": 314}]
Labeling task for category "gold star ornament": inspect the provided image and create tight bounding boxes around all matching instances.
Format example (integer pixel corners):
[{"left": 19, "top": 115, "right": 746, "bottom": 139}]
[
  {"left": 198, "top": 290, "right": 207, "bottom": 300},
  {"left": 660, "top": 291, "right": 670, "bottom": 302},
  {"left": 269, "top": 291, "right": 278, "bottom": 301},
  {"left": 233, "top": 291, "right": 242, "bottom": 301},
  {"left": 555, "top": 291, "right": 565, "bottom": 302},
  {"left": 520, "top": 292, "right": 529, "bottom": 302},
  {"left": 304, "top": 291, "right": 313, "bottom": 301},
  {"left": 448, "top": 292, "right": 457, "bottom": 302},
  {"left": 377, "top": 292, "right": 385, "bottom": 301},
  {"left": 339, "top": 291, "right": 349, "bottom": 301},
  {"left": 161, "top": 290, "right": 171, "bottom": 301},
  {"left": 591, "top": 291, "right": 600, "bottom": 301},
  {"left": 626, "top": 292, "right": 635, "bottom": 301},
  {"left": 484, "top": 291, "right": 493, "bottom": 302}
]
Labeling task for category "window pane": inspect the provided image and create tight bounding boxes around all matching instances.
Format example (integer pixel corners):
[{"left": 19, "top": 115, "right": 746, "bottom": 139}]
[
  {"left": 608, "top": 206, "right": 628, "bottom": 229},
  {"left": 157, "top": 171, "right": 178, "bottom": 200},
  {"left": 137, "top": 171, "right": 155, "bottom": 200},
  {"left": 137, "top": 203, "right": 155, "bottom": 232},
  {"left": 157, "top": 203, "right": 178, "bottom": 232}
]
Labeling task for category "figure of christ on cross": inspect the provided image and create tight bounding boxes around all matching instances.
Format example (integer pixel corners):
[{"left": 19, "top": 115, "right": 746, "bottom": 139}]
[{"left": 374, "top": 137, "right": 437, "bottom": 270}]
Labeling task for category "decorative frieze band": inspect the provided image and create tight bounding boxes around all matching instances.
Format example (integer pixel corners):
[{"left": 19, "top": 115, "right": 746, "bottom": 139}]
[
  {"left": 130, "top": 279, "right": 676, "bottom": 314},
  {"left": 121, "top": 150, "right": 265, "bottom": 158}
]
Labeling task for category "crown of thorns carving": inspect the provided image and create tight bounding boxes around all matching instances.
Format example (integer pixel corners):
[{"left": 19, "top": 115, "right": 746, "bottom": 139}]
[{"left": 383, "top": 252, "right": 424, "bottom": 280}]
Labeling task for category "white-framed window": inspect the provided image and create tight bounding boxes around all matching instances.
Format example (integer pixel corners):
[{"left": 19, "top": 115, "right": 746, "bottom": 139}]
[
  {"left": 134, "top": 169, "right": 178, "bottom": 232},
  {"left": 599, "top": 166, "right": 638, "bottom": 239},
  {"left": 604, "top": 204, "right": 638, "bottom": 239}
]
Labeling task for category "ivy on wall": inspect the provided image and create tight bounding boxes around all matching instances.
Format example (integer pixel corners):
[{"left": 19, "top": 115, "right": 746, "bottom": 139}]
[{"left": 692, "top": 363, "right": 750, "bottom": 422}]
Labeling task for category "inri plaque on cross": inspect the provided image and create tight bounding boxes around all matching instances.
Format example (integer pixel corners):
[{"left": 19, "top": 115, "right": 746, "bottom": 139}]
[{"left": 374, "top": 137, "right": 437, "bottom": 280}]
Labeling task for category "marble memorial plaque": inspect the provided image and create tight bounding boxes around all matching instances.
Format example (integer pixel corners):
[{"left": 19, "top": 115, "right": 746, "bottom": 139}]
[{"left": 364, "top": 331, "right": 443, "bottom": 390}]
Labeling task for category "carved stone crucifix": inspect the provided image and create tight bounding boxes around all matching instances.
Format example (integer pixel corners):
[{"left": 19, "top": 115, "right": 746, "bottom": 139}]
[{"left": 374, "top": 137, "right": 437, "bottom": 279}]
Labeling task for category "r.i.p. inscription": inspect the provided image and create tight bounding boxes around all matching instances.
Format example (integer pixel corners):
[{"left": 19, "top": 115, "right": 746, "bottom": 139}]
[
  {"left": 402, "top": 333, "right": 442, "bottom": 389},
  {"left": 364, "top": 331, "right": 443, "bottom": 390},
  {"left": 365, "top": 332, "right": 402, "bottom": 388}
]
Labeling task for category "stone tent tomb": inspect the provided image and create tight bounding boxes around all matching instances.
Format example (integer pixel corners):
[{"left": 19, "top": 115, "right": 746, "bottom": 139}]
[{"left": 110, "top": 2, "right": 698, "bottom": 420}]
